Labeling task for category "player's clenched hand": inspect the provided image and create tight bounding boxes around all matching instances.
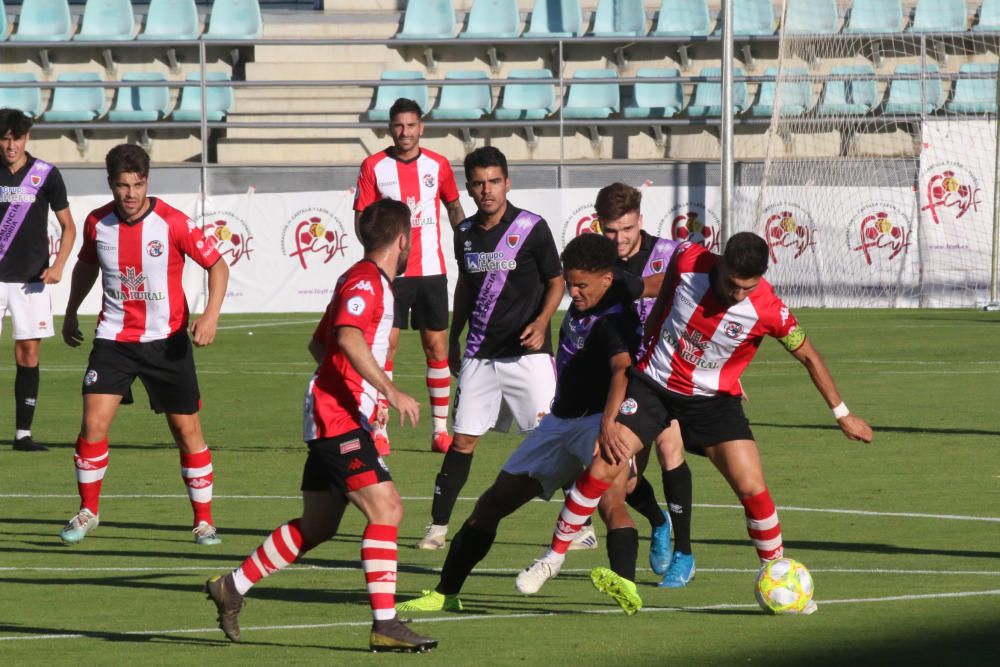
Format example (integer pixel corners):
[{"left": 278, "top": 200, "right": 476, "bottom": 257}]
[
  {"left": 519, "top": 319, "right": 546, "bottom": 351},
  {"left": 838, "top": 414, "right": 873, "bottom": 443},
  {"left": 598, "top": 421, "right": 631, "bottom": 465},
  {"left": 386, "top": 387, "right": 420, "bottom": 427},
  {"left": 62, "top": 313, "right": 84, "bottom": 347},
  {"left": 40, "top": 264, "right": 64, "bottom": 284},
  {"left": 190, "top": 315, "right": 218, "bottom": 347},
  {"left": 448, "top": 340, "right": 462, "bottom": 377}
]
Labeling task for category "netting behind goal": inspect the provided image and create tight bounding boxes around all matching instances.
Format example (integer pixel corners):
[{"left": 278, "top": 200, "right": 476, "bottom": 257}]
[{"left": 734, "top": 0, "right": 998, "bottom": 307}]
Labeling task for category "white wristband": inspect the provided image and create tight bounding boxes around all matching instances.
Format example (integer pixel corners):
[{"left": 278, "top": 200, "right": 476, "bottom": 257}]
[{"left": 832, "top": 402, "right": 850, "bottom": 419}]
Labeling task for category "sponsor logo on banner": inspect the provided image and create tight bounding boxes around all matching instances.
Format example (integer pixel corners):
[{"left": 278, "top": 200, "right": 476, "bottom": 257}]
[
  {"left": 658, "top": 203, "right": 721, "bottom": 253},
  {"left": 847, "top": 202, "right": 912, "bottom": 265},
  {"left": 199, "top": 212, "right": 255, "bottom": 266},
  {"left": 561, "top": 204, "right": 601, "bottom": 245},
  {"left": 281, "top": 208, "right": 349, "bottom": 270},
  {"left": 920, "top": 161, "right": 984, "bottom": 226},
  {"left": 761, "top": 203, "right": 817, "bottom": 264}
]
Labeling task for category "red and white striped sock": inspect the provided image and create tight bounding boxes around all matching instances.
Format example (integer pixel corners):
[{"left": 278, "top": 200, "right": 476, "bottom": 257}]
[
  {"left": 362, "top": 524, "right": 398, "bottom": 621},
  {"left": 74, "top": 436, "right": 109, "bottom": 515},
  {"left": 741, "top": 488, "right": 784, "bottom": 561},
  {"left": 180, "top": 447, "right": 214, "bottom": 526},
  {"left": 231, "top": 519, "right": 308, "bottom": 595},
  {"left": 426, "top": 359, "right": 451, "bottom": 434},
  {"left": 550, "top": 471, "right": 610, "bottom": 556}
]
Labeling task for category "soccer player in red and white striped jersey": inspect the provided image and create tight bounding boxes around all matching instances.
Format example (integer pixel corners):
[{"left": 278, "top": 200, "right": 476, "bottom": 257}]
[
  {"left": 354, "top": 98, "right": 465, "bottom": 455},
  {"left": 58, "top": 144, "right": 229, "bottom": 547},
  {"left": 205, "top": 199, "right": 437, "bottom": 653}
]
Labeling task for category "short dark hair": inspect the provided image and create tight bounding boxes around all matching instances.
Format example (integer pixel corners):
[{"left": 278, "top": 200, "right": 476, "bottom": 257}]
[
  {"left": 389, "top": 98, "right": 423, "bottom": 121},
  {"left": 0, "top": 108, "right": 33, "bottom": 139},
  {"left": 723, "top": 231, "right": 769, "bottom": 278},
  {"left": 358, "top": 199, "right": 410, "bottom": 253},
  {"left": 595, "top": 182, "right": 641, "bottom": 223},
  {"left": 561, "top": 233, "right": 617, "bottom": 274},
  {"left": 464, "top": 146, "right": 508, "bottom": 181},
  {"left": 105, "top": 144, "right": 150, "bottom": 179}
]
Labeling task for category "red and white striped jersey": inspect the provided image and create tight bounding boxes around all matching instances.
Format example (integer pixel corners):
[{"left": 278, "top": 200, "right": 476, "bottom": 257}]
[
  {"left": 304, "top": 259, "right": 394, "bottom": 441},
  {"left": 353, "top": 148, "right": 460, "bottom": 277},
  {"left": 78, "top": 198, "right": 221, "bottom": 343},
  {"left": 638, "top": 243, "right": 801, "bottom": 397}
]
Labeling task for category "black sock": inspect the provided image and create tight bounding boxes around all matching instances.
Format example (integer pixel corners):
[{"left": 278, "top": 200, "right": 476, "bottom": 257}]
[
  {"left": 662, "top": 461, "right": 693, "bottom": 554},
  {"left": 625, "top": 475, "right": 666, "bottom": 528},
  {"left": 15, "top": 365, "right": 40, "bottom": 432},
  {"left": 437, "top": 521, "right": 496, "bottom": 595},
  {"left": 431, "top": 449, "right": 473, "bottom": 526},
  {"left": 606, "top": 527, "right": 639, "bottom": 582}
]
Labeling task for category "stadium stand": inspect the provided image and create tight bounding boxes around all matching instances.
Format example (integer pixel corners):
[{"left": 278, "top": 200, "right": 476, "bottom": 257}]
[
  {"left": 733, "top": 0, "right": 776, "bottom": 35},
  {"left": 945, "top": 62, "right": 998, "bottom": 113},
  {"left": 652, "top": 0, "right": 712, "bottom": 36},
  {"left": 368, "top": 71, "right": 429, "bottom": 122},
  {"left": 884, "top": 63, "right": 947, "bottom": 114},
  {"left": 751, "top": 66, "right": 815, "bottom": 117},
  {"left": 204, "top": 0, "right": 263, "bottom": 39},
  {"left": 0, "top": 73, "right": 43, "bottom": 118},
  {"left": 172, "top": 71, "right": 234, "bottom": 121},
  {"left": 817, "top": 64, "right": 880, "bottom": 115},
  {"left": 494, "top": 68, "right": 556, "bottom": 120},
  {"left": 108, "top": 73, "right": 172, "bottom": 122},
  {"left": 974, "top": 0, "right": 1000, "bottom": 30},
  {"left": 591, "top": 0, "right": 647, "bottom": 37},
  {"left": 74, "top": 0, "right": 137, "bottom": 41},
  {"left": 430, "top": 70, "right": 492, "bottom": 120},
  {"left": 623, "top": 67, "right": 685, "bottom": 119},
  {"left": 43, "top": 73, "right": 107, "bottom": 122},
  {"left": 139, "top": 0, "right": 202, "bottom": 40},
  {"left": 9, "top": 0, "right": 74, "bottom": 41},
  {"left": 525, "top": 0, "right": 584, "bottom": 37},
  {"left": 460, "top": 0, "right": 521, "bottom": 38},
  {"left": 910, "top": 0, "right": 969, "bottom": 32},
  {"left": 845, "top": 0, "right": 906, "bottom": 33},
  {"left": 563, "top": 68, "right": 620, "bottom": 119},
  {"left": 784, "top": 0, "right": 840, "bottom": 34},
  {"left": 0, "top": 0, "right": 7, "bottom": 40},
  {"left": 687, "top": 66, "right": 749, "bottom": 117},
  {"left": 398, "top": 0, "right": 456, "bottom": 39}
]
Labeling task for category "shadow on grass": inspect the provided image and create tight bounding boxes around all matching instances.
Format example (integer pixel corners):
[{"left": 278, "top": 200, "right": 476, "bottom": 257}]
[
  {"left": 753, "top": 421, "right": 1000, "bottom": 438},
  {"left": 695, "top": 537, "right": 1000, "bottom": 560}
]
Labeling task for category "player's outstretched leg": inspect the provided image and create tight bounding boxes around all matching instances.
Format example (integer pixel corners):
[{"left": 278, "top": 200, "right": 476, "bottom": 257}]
[
  {"left": 419, "top": 441, "right": 475, "bottom": 549},
  {"left": 180, "top": 447, "right": 220, "bottom": 545},
  {"left": 590, "top": 567, "right": 643, "bottom": 616},
  {"left": 204, "top": 573, "right": 245, "bottom": 642},
  {"left": 61, "top": 436, "right": 108, "bottom": 544}
]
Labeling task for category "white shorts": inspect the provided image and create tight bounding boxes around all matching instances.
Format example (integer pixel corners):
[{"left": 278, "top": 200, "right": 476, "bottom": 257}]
[
  {"left": 502, "top": 413, "right": 601, "bottom": 500},
  {"left": 0, "top": 281, "right": 54, "bottom": 340},
  {"left": 452, "top": 354, "right": 556, "bottom": 437}
]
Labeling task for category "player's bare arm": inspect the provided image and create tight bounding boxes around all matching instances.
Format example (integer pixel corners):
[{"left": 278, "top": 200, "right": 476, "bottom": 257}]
[
  {"left": 61, "top": 259, "right": 100, "bottom": 347},
  {"left": 597, "top": 351, "right": 634, "bottom": 466},
  {"left": 40, "top": 207, "right": 76, "bottom": 284},
  {"left": 787, "top": 336, "right": 873, "bottom": 443},
  {"left": 520, "top": 275, "right": 564, "bottom": 351},
  {"left": 445, "top": 198, "right": 465, "bottom": 229},
  {"left": 640, "top": 271, "right": 664, "bottom": 299},
  {"left": 190, "top": 260, "right": 229, "bottom": 347},
  {"left": 337, "top": 325, "right": 420, "bottom": 427},
  {"left": 448, "top": 273, "right": 473, "bottom": 375}
]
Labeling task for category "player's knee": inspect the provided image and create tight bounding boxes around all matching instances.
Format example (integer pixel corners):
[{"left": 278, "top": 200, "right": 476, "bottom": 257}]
[{"left": 13, "top": 342, "right": 40, "bottom": 367}]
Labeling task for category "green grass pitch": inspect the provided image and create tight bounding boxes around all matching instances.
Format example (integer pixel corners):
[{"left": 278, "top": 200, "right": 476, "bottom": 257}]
[{"left": 1, "top": 309, "right": 998, "bottom": 666}]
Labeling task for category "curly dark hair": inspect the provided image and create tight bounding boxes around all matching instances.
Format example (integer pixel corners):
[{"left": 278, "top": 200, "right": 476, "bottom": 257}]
[
  {"left": 723, "top": 231, "right": 769, "bottom": 277},
  {"left": 561, "top": 233, "right": 617, "bottom": 274}
]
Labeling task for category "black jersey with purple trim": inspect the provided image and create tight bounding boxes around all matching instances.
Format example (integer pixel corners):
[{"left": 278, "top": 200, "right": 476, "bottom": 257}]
[
  {"left": 0, "top": 154, "right": 69, "bottom": 282},
  {"left": 618, "top": 231, "right": 680, "bottom": 325},
  {"left": 455, "top": 203, "right": 562, "bottom": 360}
]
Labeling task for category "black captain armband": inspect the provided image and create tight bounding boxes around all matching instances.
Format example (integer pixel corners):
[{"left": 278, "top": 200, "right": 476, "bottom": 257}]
[{"left": 777, "top": 325, "right": 806, "bottom": 352}]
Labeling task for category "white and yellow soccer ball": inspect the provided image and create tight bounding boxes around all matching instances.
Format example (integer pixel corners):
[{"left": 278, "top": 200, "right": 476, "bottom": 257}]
[{"left": 754, "top": 558, "right": 814, "bottom": 614}]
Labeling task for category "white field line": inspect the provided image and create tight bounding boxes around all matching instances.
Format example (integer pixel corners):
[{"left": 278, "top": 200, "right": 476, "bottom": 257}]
[
  {"left": 1, "top": 589, "right": 998, "bottom": 643},
  {"left": 216, "top": 319, "right": 317, "bottom": 330}
]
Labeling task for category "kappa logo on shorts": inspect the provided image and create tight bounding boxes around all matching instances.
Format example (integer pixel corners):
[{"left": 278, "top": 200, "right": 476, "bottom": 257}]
[
  {"left": 619, "top": 398, "right": 638, "bottom": 416},
  {"left": 347, "top": 458, "right": 364, "bottom": 471},
  {"left": 339, "top": 439, "right": 361, "bottom": 455},
  {"left": 146, "top": 240, "right": 164, "bottom": 257},
  {"left": 84, "top": 369, "right": 98, "bottom": 386}
]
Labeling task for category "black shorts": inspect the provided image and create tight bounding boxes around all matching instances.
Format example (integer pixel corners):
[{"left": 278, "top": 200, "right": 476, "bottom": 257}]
[
  {"left": 392, "top": 275, "right": 448, "bottom": 331},
  {"left": 301, "top": 428, "right": 393, "bottom": 494},
  {"left": 617, "top": 369, "right": 754, "bottom": 455},
  {"left": 82, "top": 332, "right": 200, "bottom": 414}
]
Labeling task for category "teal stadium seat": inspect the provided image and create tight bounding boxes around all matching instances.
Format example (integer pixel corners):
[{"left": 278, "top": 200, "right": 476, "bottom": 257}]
[
  {"left": 495, "top": 69, "right": 555, "bottom": 119},
  {"left": 592, "top": 0, "right": 647, "bottom": 37},
  {"left": 173, "top": 72, "right": 234, "bottom": 121},
  {"left": 74, "top": 0, "right": 136, "bottom": 41},
  {"left": 205, "top": 0, "right": 262, "bottom": 40},
  {"left": 108, "top": 73, "right": 171, "bottom": 122},
  {"left": 687, "top": 66, "right": 749, "bottom": 116},
  {"left": 398, "top": 0, "right": 456, "bottom": 39},
  {"left": 974, "top": 0, "right": 1000, "bottom": 30},
  {"left": 845, "top": 0, "right": 905, "bottom": 32},
  {"left": 784, "top": 0, "right": 839, "bottom": 34},
  {"left": 653, "top": 0, "right": 712, "bottom": 36},
  {"left": 0, "top": 0, "right": 8, "bottom": 40},
  {"left": 818, "top": 65, "right": 879, "bottom": 114},
  {"left": 623, "top": 67, "right": 684, "bottom": 118},
  {"left": 734, "top": 0, "right": 775, "bottom": 36},
  {"left": 884, "top": 63, "right": 947, "bottom": 114},
  {"left": 563, "top": 69, "right": 619, "bottom": 119},
  {"left": 139, "top": 0, "right": 202, "bottom": 40},
  {"left": 525, "top": 0, "right": 584, "bottom": 37},
  {"left": 461, "top": 0, "right": 521, "bottom": 38},
  {"left": 0, "top": 73, "right": 43, "bottom": 117},
  {"left": 946, "top": 62, "right": 997, "bottom": 113},
  {"left": 368, "top": 71, "right": 428, "bottom": 122},
  {"left": 10, "top": 0, "right": 73, "bottom": 41},
  {"left": 751, "top": 66, "right": 815, "bottom": 117},
  {"left": 43, "top": 73, "right": 106, "bottom": 121},
  {"left": 910, "top": 0, "right": 969, "bottom": 32},
  {"left": 431, "top": 71, "right": 493, "bottom": 119}
]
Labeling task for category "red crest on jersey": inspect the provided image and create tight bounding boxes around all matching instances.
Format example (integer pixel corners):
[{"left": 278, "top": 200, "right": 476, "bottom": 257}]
[
  {"left": 506, "top": 234, "right": 520, "bottom": 248},
  {"left": 30, "top": 174, "right": 42, "bottom": 187},
  {"left": 650, "top": 259, "right": 664, "bottom": 273}
]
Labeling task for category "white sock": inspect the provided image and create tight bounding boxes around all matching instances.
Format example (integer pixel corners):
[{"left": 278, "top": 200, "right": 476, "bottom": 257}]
[{"left": 16, "top": 429, "right": 31, "bottom": 440}]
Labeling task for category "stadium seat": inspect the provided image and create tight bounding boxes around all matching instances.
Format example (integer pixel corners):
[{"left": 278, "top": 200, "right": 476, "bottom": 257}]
[
  {"left": 108, "top": 73, "right": 171, "bottom": 122},
  {"left": 43, "top": 73, "right": 106, "bottom": 121},
  {"left": 845, "top": 0, "right": 905, "bottom": 32},
  {"left": 0, "top": 73, "right": 43, "bottom": 117},
  {"left": 139, "top": 0, "right": 202, "bottom": 40},
  {"left": 734, "top": 0, "right": 775, "bottom": 35},
  {"left": 74, "top": 0, "right": 136, "bottom": 41},
  {"left": 751, "top": 66, "right": 815, "bottom": 117},
  {"left": 398, "top": 0, "right": 456, "bottom": 39},
  {"left": 817, "top": 65, "right": 879, "bottom": 115},
  {"left": 884, "top": 63, "right": 947, "bottom": 114},
  {"left": 10, "top": 0, "right": 73, "bottom": 41},
  {"left": 0, "top": 0, "right": 8, "bottom": 40},
  {"left": 525, "top": 0, "right": 584, "bottom": 37},
  {"left": 784, "top": 0, "right": 840, "bottom": 34},
  {"left": 563, "top": 69, "right": 619, "bottom": 119},
  {"left": 974, "top": 0, "right": 1000, "bottom": 30},
  {"left": 431, "top": 71, "right": 493, "bottom": 119},
  {"left": 687, "top": 67, "right": 749, "bottom": 116},
  {"left": 173, "top": 72, "right": 234, "bottom": 121},
  {"left": 592, "top": 0, "right": 647, "bottom": 37},
  {"left": 368, "top": 71, "right": 429, "bottom": 122},
  {"left": 910, "top": 0, "right": 969, "bottom": 32},
  {"left": 495, "top": 69, "right": 556, "bottom": 119},
  {"left": 460, "top": 0, "right": 521, "bottom": 38},
  {"left": 946, "top": 62, "right": 997, "bottom": 113},
  {"left": 623, "top": 67, "right": 684, "bottom": 118},
  {"left": 204, "top": 0, "right": 263, "bottom": 39},
  {"left": 652, "top": 0, "right": 712, "bottom": 36}
]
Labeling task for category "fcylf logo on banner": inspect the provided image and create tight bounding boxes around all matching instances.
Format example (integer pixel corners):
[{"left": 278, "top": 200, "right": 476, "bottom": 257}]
[
  {"left": 761, "top": 203, "right": 817, "bottom": 264},
  {"left": 281, "top": 208, "right": 349, "bottom": 270},
  {"left": 561, "top": 204, "right": 601, "bottom": 245},
  {"left": 199, "top": 212, "right": 254, "bottom": 266},
  {"left": 847, "top": 202, "right": 912, "bottom": 266},
  {"left": 920, "top": 162, "right": 984, "bottom": 226},
  {"left": 47, "top": 216, "right": 62, "bottom": 261},
  {"left": 659, "top": 203, "right": 721, "bottom": 253}
]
